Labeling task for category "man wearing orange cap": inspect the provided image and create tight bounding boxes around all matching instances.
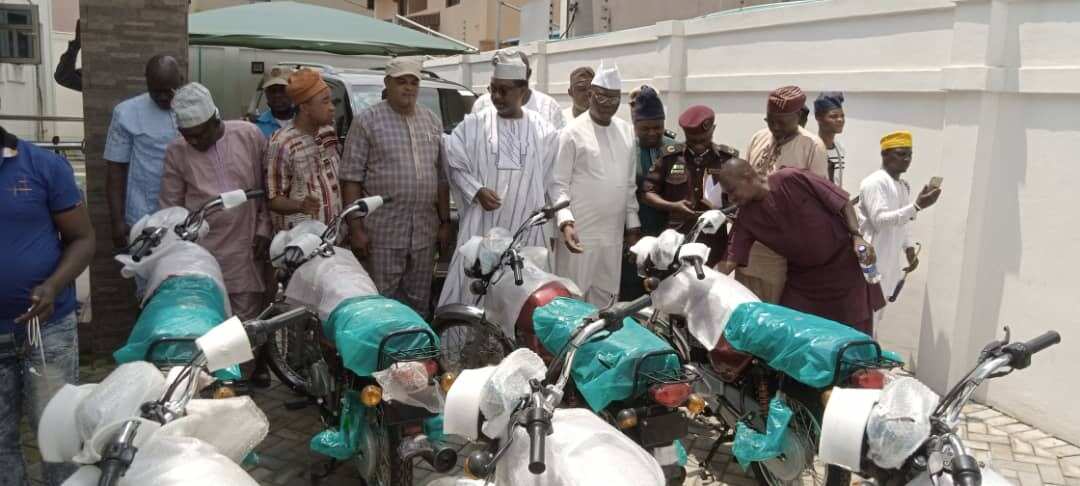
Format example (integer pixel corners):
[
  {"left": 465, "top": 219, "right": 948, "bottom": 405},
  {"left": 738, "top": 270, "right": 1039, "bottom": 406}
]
[
  {"left": 266, "top": 68, "right": 342, "bottom": 231},
  {"left": 736, "top": 85, "right": 829, "bottom": 303},
  {"left": 858, "top": 131, "right": 941, "bottom": 309},
  {"left": 642, "top": 104, "right": 737, "bottom": 263}
]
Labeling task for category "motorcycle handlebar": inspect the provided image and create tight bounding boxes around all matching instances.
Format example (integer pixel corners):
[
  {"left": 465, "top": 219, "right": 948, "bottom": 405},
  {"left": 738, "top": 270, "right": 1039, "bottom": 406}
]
[
  {"left": 1024, "top": 331, "right": 1060, "bottom": 356},
  {"left": 549, "top": 199, "right": 570, "bottom": 213},
  {"left": 597, "top": 295, "right": 653, "bottom": 325},
  {"left": 525, "top": 404, "right": 551, "bottom": 475},
  {"left": 950, "top": 454, "right": 982, "bottom": 486},
  {"left": 511, "top": 256, "right": 524, "bottom": 286},
  {"left": 692, "top": 258, "right": 705, "bottom": 280},
  {"left": 244, "top": 307, "right": 314, "bottom": 343}
]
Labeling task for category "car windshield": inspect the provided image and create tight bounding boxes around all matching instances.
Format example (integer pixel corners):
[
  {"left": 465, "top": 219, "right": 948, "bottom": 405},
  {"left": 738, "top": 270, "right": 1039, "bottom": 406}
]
[{"left": 350, "top": 84, "right": 442, "bottom": 120}]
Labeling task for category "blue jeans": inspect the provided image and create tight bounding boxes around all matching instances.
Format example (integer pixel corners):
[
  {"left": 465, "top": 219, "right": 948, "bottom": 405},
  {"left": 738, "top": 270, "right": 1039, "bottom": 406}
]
[{"left": 0, "top": 312, "right": 79, "bottom": 486}]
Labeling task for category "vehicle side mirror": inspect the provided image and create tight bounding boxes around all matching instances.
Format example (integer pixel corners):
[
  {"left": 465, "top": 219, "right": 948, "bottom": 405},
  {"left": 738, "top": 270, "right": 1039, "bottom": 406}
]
[{"left": 697, "top": 210, "right": 726, "bottom": 235}]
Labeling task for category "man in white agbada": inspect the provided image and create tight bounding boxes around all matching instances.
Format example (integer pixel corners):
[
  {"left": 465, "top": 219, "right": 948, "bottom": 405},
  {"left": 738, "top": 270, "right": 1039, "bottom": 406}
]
[
  {"left": 551, "top": 60, "right": 641, "bottom": 307},
  {"left": 858, "top": 131, "right": 941, "bottom": 315},
  {"left": 471, "top": 49, "right": 566, "bottom": 130},
  {"left": 438, "top": 51, "right": 561, "bottom": 306}
]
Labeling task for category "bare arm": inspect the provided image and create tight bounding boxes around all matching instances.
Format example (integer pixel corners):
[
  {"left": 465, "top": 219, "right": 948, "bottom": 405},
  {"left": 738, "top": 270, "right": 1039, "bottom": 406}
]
[
  {"left": 16, "top": 205, "right": 95, "bottom": 323},
  {"left": 105, "top": 161, "right": 129, "bottom": 248}
]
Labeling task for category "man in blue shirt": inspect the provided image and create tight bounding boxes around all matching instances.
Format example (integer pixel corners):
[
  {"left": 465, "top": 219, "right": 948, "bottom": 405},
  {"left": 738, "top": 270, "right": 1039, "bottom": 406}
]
[
  {"left": 252, "top": 67, "right": 294, "bottom": 138},
  {"left": 104, "top": 54, "right": 182, "bottom": 249},
  {"left": 0, "top": 124, "right": 95, "bottom": 486}
]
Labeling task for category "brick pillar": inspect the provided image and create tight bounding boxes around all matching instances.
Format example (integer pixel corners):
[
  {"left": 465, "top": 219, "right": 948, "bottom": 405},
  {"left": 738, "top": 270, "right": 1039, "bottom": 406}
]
[{"left": 80, "top": 0, "right": 188, "bottom": 355}]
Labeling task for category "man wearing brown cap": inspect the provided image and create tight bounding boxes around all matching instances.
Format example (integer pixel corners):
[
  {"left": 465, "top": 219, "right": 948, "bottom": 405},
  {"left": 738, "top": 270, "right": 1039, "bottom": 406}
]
[
  {"left": 563, "top": 66, "right": 594, "bottom": 123},
  {"left": 340, "top": 57, "right": 451, "bottom": 317},
  {"left": 266, "top": 68, "right": 342, "bottom": 231},
  {"left": 253, "top": 66, "right": 295, "bottom": 139},
  {"left": 733, "top": 85, "right": 829, "bottom": 303},
  {"left": 642, "top": 105, "right": 737, "bottom": 263}
]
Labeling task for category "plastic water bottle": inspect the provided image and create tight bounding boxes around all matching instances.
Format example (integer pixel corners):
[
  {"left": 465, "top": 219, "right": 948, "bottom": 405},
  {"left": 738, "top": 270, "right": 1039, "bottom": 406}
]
[{"left": 857, "top": 245, "right": 881, "bottom": 284}]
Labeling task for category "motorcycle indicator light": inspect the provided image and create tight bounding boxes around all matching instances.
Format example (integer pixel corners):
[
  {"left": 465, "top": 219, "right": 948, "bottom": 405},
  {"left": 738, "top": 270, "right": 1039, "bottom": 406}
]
[
  {"left": 849, "top": 369, "right": 886, "bottom": 389},
  {"left": 821, "top": 388, "right": 832, "bottom": 407},
  {"left": 650, "top": 383, "right": 692, "bottom": 408},
  {"left": 213, "top": 386, "right": 236, "bottom": 400},
  {"left": 361, "top": 385, "right": 383, "bottom": 407},
  {"left": 615, "top": 408, "right": 639, "bottom": 429},
  {"left": 686, "top": 393, "right": 706, "bottom": 417},
  {"left": 422, "top": 359, "right": 440, "bottom": 378},
  {"left": 440, "top": 372, "right": 457, "bottom": 394}
]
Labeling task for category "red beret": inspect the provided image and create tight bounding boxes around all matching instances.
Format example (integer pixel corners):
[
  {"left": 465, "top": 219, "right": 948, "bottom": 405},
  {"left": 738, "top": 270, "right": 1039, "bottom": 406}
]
[
  {"left": 678, "top": 105, "right": 715, "bottom": 132},
  {"left": 767, "top": 85, "right": 806, "bottom": 114}
]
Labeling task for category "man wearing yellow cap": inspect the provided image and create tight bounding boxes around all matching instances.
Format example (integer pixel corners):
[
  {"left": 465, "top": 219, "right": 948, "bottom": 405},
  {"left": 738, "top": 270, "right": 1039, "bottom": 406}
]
[
  {"left": 266, "top": 68, "right": 342, "bottom": 231},
  {"left": 857, "top": 131, "right": 941, "bottom": 309}
]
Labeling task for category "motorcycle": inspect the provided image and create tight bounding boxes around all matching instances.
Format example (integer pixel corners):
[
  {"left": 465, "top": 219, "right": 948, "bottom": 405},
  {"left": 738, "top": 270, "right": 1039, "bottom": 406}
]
[
  {"left": 631, "top": 210, "right": 901, "bottom": 486},
  {"left": 37, "top": 306, "right": 312, "bottom": 486},
  {"left": 266, "top": 196, "right": 457, "bottom": 486},
  {"left": 440, "top": 296, "right": 668, "bottom": 486},
  {"left": 113, "top": 188, "right": 266, "bottom": 386},
  {"left": 431, "top": 200, "right": 700, "bottom": 484},
  {"left": 819, "top": 328, "right": 1061, "bottom": 486}
]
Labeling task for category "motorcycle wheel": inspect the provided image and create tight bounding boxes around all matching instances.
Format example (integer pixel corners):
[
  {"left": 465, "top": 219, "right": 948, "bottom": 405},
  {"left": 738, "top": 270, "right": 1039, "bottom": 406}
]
[
  {"left": 265, "top": 312, "right": 325, "bottom": 393},
  {"left": 434, "top": 320, "right": 512, "bottom": 375},
  {"left": 364, "top": 421, "right": 413, "bottom": 486},
  {"left": 748, "top": 397, "right": 850, "bottom": 486}
]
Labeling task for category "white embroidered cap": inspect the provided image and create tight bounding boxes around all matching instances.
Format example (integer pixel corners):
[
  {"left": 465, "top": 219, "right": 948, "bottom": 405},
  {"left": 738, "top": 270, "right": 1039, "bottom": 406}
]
[
  {"left": 492, "top": 49, "right": 527, "bottom": 81},
  {"left": 591, "top": 59, "right": 622, "bottom": 91},
  {"left": 172, "top": 82, "right": 219, "bottom": 129}
]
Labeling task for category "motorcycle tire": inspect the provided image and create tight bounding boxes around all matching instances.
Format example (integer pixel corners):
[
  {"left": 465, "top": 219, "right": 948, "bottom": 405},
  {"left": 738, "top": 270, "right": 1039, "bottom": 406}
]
[
  {"left": 746, "top": 396, "right": 850, "bottom": 486},
  {"left": 433, "top": 320, "right": 513, "bottom": 375},
  {"left": 265, "top": 312, "right": 326, "bottom": 393},
  {"left": 367, "top": 423, "right": 413, "bottom": 486}
]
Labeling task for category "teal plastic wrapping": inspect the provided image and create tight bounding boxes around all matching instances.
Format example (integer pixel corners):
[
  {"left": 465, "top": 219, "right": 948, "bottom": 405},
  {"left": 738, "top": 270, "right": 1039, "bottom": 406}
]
[
  {"left": 732, "top": 395, "right": 793, "bottom": 469},
  {"left": 310, "top": 390, "right": 366, "bottom": 459},
  {"left": 532, "top": 297, "right": 681, "bottom": 412},
  {"left": 323, "top": 296, "right": 438, "bottom": 377},
  {"left": 723, "top": 302, "right": 901, "bottom": 388},
  {"left": 113, "top": 275, "right": 240, "bottom": 380},
  {"left": 675, "top": 439, "right": 688, "bottom": 466},
  {"left": 423, "top": 414, "right": 446, "bottom": 443}
]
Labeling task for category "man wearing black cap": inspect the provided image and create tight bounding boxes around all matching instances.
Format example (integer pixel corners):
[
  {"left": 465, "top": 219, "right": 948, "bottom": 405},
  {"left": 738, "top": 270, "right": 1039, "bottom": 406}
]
[
  {"left": 642, "top": 104, "right": 737, "bottom": 264},
  {"left": 618, "top": 85, "right": 678, "bottom": 299}
]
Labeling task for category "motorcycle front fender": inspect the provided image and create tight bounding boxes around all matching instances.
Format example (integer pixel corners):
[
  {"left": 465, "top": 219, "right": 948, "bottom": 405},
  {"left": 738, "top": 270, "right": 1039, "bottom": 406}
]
[
  {"left": 431, "top": 303, "right": 486, "bottom": 330},
  {"left": 902, "top": 466, "right": 1011, "bottom": 486}
]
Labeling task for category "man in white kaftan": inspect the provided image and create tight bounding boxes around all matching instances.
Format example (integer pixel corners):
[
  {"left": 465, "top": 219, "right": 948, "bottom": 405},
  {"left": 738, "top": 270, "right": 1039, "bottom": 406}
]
[
  {"left": 858, "top": 131, "right": 941, "bottom": 314},
  {"left": 471, "top": 50, "right": 566, "bottom": 130},
  {"left": 551, "top": 60, "right": 641, "bottom": 307},
  {"left": 438, "top": 51, "right": 560, "bottom": 306}
]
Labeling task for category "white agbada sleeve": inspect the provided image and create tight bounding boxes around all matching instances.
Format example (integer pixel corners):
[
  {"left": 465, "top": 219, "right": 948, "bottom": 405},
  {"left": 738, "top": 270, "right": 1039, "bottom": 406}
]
[
  {"left": 860, "top": 177, "right": 917, "bottom": 230},
  {"left": 551, "top": 126, "right": 578, "bottom": 227},
  {"left": 446, "top": 115, "right": 485, "bottom": 207},
  {"left": 624, "top": 123, "right": 641, "bottom": 230}
]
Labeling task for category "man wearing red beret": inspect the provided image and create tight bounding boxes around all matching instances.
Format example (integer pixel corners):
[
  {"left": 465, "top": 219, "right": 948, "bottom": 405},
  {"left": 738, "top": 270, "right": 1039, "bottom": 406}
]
[
  {"left": 641, "top": 104, "right": 737, "bottom": 264},
  {"left": 735, "top": 85, "right": 829, "bottom": 303}
]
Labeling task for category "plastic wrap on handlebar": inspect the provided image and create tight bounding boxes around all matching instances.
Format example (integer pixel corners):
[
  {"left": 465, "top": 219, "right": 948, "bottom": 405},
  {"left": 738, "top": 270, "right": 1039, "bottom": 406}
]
[
  {"left": 527, "top": 418, "right": 546, "bottom": 474},
  {"left": 1024, "top": 331, "right": 1061, "bottom": 355}
]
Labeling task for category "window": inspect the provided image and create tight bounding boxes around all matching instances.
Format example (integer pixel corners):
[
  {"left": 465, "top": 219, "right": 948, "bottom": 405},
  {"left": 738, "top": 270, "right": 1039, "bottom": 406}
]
[
  {"left": 367, "top": 0, "right": 376, "bottom": 9},
  {"left": 408, "top": 0, "right": 428, "bottom": 14},
  {"left": 0, "top": 4, "right": 40, "bottom": 64},
  {"left": 447, "top": 0, "right": 461, "bottom": 6}
]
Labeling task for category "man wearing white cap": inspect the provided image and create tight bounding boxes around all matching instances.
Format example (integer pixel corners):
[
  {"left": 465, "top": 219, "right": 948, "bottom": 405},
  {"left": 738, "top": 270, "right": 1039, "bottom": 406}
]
[
  {"left": 252, "top": 66, "right": 294, "bottom": 139},
  {"left": 438, "top": 50, "right": 561, "bottom": 306},
  {"left": 471, "top": 49, "right": 566, "bottom": 130},
  {"left": 550, "top": 60, "right": 640, "bottom": 307},
  {"left": 159, "top": 82, "right": 272, "bottom": 321},
  {"left": 341, "top": 57, "right": 451, "bottom": 317}
]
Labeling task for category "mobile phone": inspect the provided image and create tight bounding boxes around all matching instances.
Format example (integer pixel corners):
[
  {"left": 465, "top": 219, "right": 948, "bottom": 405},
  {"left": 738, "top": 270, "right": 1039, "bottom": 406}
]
[{"left": 929, "top": 176, "right": 943, "bottom": 189}]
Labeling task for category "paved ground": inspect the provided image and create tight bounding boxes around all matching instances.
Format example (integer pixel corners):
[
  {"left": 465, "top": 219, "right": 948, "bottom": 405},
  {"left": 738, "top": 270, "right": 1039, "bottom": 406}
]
[{"left": 17, "top": 356, "right": 1078, "bottom": 486}]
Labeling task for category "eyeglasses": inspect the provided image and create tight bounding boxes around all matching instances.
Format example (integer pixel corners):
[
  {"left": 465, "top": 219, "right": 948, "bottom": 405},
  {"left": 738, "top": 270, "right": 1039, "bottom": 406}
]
[{"left": 592, "top": 92, "right": 621, "bottom": 107}]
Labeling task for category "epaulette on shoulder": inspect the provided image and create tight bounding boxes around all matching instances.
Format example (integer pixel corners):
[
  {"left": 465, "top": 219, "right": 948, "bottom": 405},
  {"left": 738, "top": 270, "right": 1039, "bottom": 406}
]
[{"left": 714, "top": 143, "right": 739, "bottom": 158}]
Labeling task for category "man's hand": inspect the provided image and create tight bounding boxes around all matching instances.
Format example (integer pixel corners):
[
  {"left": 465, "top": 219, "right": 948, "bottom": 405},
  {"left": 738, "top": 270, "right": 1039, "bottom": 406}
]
[
  {"left": 437, "top": 222, "right": 453, "bottom": 257},
  {"left": 349, "top": 222, "right": 371, "bottom": 260},
  {"left": 625, "top": 228, "right": 642, "bottom": 248},
  {"left": 854, "top": 236, "right": 877, "bottom": 266},
  {"left": 476, "top": 188, "right": 502, "bottom": 211},
  {"left": 112, "top": 222, "right": 131, "bottom": 250},
  {"left": 561, "top": 223, "right": 584, "bottom": 254},
  {"left": 715, "top": 260, "right": 737, "bottom": 275},
  {"left": 916, "top": 185, "right": 942, "bottom": 210},
  {"left": 253, "top": 235, "right": 271, "bottom": 261},
  {"left": 904, "top": 246, "right": 920, "bottom": 272},
  {"left": 301, "top": 195, "right": 322, "bottom": 217},
  {"left": 670, "top": 200, "right": 698, "bottom": 219},
  {"left": 15, "top": 283, "right": 57, "bottom": 324}
]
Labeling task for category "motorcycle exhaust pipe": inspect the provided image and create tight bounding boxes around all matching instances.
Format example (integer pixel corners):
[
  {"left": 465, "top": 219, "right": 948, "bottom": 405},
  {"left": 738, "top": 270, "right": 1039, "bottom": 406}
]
[{"left": 398, "top": 434, "right": 458, "bottom": 473}]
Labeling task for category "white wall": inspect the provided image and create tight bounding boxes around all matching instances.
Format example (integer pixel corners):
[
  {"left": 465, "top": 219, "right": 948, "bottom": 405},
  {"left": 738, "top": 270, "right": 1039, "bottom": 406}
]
[{"left": 426, "top": 0, "right": 1080, "bottom": 444}]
